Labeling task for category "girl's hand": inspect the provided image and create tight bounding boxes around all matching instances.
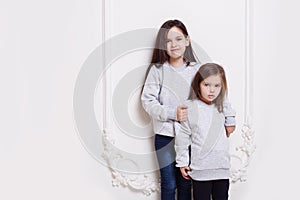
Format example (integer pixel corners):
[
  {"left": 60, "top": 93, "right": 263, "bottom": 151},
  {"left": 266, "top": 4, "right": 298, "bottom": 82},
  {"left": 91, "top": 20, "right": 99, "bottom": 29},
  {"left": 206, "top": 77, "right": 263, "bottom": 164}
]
[
  {"left": 177, "top": 106, "right": 188, "bottom": 122},
  {"left": 225, "top": 126, "right": 236, "bottom": 137},
  {"left": 180, "top": 166, "right": 191, "bottom": 180}
]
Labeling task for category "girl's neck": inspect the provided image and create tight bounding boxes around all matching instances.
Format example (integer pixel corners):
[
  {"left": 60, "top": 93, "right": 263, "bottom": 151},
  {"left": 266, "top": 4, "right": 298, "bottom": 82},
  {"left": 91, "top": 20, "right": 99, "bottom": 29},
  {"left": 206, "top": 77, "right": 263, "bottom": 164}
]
[{"left": 169, "top": 58, "right": 184, "bottom": 68}]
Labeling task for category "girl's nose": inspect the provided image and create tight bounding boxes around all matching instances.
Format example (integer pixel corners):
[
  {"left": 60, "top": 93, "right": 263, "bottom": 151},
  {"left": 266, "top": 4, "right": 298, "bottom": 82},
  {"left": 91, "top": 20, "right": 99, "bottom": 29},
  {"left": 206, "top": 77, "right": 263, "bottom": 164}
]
[{"left": 171, "top": 40, "right": 177, "bottom": 47}]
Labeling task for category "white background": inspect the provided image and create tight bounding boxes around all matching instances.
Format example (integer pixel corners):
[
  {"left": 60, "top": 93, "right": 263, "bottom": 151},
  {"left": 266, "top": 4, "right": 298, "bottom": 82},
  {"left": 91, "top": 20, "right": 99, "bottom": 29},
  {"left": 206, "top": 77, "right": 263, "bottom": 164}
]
[{"left": 1, "top": 0, "right": 300, "bottom": 199}]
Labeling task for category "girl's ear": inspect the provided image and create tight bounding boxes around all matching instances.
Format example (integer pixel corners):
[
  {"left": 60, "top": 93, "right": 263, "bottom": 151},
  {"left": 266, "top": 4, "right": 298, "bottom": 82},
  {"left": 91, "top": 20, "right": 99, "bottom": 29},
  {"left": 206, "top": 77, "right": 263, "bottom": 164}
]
[{"left": 185, "top": 36, "right": 190, "bottom": 47}]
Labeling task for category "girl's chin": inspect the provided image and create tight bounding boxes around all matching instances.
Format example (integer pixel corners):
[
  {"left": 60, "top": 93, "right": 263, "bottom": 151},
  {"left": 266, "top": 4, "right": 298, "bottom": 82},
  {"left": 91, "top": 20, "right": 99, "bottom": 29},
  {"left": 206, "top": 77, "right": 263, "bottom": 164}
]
[
  {"left": 200, "top": 97, "right": 213, "bottom": 104},
  {"left": 169, "top": 56, "right": 182, "bottom": 60}
]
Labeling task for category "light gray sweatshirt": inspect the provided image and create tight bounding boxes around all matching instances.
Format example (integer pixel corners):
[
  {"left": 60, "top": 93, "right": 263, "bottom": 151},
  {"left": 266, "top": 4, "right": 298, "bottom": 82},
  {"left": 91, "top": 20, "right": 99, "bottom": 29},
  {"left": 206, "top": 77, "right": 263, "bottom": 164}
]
[
  {"left": 141, "top": 61, "right": 235, "bottom": 137},
  {"left": 175, "top": 100, "right": 231, "bottom": 181}
]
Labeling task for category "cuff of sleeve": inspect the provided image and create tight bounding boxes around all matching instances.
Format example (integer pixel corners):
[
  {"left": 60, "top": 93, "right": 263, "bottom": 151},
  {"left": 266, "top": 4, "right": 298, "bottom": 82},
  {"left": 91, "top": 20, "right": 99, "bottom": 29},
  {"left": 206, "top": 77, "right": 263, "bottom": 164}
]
[
  {"left": 225, "top": 116, "right": 236, "bottom": 126},
  {"left": 176, "top": 163, "right": 189, "bottom": 168},
  {"left": 166, "top": 106, "right": 177, "bottom": 121}
]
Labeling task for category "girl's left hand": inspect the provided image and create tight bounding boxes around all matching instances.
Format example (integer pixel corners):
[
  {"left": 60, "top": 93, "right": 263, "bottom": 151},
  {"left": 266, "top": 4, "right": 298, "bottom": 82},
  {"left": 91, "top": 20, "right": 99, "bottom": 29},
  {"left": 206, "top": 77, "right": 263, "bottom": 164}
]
[{"left": 225, "top": 126, "right": 236, "bottom": 137}]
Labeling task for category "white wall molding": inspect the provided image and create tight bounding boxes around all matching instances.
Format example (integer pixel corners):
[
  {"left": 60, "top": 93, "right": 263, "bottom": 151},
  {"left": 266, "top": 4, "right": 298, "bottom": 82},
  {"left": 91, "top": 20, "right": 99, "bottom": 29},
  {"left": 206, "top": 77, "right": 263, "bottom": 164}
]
[
  {"left": 100, "top": 0, "right": 160, "bottom": 196},
  {"left": 100, "top": 0, "right": 255, "bottom": 195},
  {"left": 229, "top": 0, "right": 256, "bottom": 183}
]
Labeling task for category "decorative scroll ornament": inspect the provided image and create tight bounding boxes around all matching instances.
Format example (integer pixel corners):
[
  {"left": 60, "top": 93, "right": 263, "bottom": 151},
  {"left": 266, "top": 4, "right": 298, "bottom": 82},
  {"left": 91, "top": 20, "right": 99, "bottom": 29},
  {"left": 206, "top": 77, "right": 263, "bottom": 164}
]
[
  {"left": 102, "top": 129, "right": 160, "bottom": 196},
  {"left": 102, "top": 123, "right": 256, "bottom": 195},
  {"left": 230, "top": 123, "right": 256, "bottom": 183}
]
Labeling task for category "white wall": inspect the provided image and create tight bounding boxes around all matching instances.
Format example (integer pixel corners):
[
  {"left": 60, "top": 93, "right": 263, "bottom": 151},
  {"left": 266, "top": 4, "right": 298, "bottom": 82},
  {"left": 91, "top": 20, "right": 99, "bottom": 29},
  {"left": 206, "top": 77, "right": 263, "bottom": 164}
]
[
  {"left": 245, "top": 0, "right": 300, "bottom": 199},
  {"left": 1, "top": 0, "right": 300, "bottom": 199}
]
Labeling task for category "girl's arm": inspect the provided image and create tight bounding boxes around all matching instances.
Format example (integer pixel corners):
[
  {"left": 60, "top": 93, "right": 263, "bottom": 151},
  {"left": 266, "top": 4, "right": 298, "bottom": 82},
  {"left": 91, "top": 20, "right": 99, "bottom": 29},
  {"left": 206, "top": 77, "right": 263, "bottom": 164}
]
[
  {"left": 223, "top": 97, "right": 236, "bottom": 136},
  {"left": 175, "top": 120, "right": 192, "bottom": 168},
  {"left": 141, "top": 66, "right": 177, "bottom": 121}
]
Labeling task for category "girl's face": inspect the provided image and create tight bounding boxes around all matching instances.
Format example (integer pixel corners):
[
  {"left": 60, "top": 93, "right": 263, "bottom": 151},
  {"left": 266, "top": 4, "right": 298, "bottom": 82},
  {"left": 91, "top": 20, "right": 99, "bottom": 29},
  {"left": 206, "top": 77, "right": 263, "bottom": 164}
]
[
  {"left": 166, "top": 26, "right": 190, "bottom": 62},
  {"left": 199, "top": 74, "right": 222, "bottom": 103}
]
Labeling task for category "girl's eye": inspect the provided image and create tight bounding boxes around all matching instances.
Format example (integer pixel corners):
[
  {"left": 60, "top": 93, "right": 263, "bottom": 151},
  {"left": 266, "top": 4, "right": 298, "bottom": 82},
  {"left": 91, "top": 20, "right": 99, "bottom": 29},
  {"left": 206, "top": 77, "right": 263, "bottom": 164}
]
[
  {"left": 204, "top": 83, "right": 209, "bottom": 87},
  {"left": 215, "top": 84, "right": 221, "bottom": 87},
  {"left": 176, "top": 37, "right": 182, "bottom": 41}
]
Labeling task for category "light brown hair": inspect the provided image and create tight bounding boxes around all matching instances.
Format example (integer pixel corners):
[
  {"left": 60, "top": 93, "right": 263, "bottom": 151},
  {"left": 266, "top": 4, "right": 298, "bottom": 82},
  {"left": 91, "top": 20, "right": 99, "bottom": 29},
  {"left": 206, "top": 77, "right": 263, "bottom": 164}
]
[{"left": 190, "top": 63, "right": 228, "bottom": 112}]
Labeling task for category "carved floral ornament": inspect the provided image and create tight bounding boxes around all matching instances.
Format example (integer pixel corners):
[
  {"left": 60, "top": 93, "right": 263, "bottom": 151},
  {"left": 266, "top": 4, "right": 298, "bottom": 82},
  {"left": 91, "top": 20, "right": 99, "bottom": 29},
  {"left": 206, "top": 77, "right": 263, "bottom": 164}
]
[
  {"left": 102, "top": 123, "right": 256, "bottom": 196},
  {"left": 74, "top": 21, "right": 255, "bottom": 196}
]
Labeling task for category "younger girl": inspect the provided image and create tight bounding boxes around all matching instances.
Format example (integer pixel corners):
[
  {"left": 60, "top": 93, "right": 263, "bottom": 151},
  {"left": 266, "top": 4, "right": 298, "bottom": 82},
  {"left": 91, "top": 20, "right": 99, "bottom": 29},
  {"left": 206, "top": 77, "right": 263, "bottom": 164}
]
[{"left": 175, "top": 63, "right": 233, "bottom": 200}]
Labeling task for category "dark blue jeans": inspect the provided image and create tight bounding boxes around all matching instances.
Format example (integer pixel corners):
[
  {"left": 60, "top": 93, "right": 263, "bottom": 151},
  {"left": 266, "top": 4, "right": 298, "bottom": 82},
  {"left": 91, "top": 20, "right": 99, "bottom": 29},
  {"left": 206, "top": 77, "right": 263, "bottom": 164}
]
[{"left": 155, "top": 134, "right": 191, "bottom": 200}]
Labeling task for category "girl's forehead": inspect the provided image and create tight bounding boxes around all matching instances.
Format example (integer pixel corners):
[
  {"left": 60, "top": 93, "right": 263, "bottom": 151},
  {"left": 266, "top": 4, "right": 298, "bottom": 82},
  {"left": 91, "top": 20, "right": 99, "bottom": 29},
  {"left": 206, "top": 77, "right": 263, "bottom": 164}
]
[
  {"left": 203, "top": 74, "right": 222, "bottom": 82},
  {"left": 167, "top": 27, "right": 184, "bottom": 37}
]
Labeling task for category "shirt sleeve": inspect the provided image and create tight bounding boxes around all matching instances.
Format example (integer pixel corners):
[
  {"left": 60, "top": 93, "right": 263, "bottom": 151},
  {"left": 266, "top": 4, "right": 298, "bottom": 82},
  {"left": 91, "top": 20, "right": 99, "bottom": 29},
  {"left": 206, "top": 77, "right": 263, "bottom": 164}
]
[
  {"left": 175, "top": 120, "right": 192, "bottom": 167},
  {"left": 223, "top": 97, "right": 236, "bottom": 126},
  {"left": 141, "top": 66, "right": 177, "bottom": 121}
]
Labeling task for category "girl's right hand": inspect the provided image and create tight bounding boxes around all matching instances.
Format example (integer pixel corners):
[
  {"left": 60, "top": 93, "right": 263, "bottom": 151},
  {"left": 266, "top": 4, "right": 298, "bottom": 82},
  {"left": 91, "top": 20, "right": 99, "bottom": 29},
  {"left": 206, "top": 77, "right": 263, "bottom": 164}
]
[
  {"left": 177, "top": 106, "right": 188, "bottom": 122},
  {"left": 180, "top": 166, "right": 191, "bottom": 180}
]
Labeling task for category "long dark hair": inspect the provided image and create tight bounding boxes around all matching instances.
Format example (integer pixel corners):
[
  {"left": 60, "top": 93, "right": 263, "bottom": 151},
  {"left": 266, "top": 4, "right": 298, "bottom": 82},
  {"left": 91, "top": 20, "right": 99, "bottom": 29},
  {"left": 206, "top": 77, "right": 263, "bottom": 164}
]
[{"left": 189, "top": 63, "right": 228, "bottom": 112}]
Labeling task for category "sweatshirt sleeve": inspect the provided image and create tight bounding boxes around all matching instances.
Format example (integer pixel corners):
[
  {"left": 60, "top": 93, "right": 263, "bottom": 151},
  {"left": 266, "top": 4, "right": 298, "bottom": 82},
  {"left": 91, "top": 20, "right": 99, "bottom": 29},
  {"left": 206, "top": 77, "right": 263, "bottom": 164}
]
[
  {"left": 175, "top": 120, "right": 192, "bottom": 167},
  {"left": 141, "top": 66, "right": 177, "bottom": 121},
  {"left": 223, "top": 97, "right": 236, "bottom": 126}
]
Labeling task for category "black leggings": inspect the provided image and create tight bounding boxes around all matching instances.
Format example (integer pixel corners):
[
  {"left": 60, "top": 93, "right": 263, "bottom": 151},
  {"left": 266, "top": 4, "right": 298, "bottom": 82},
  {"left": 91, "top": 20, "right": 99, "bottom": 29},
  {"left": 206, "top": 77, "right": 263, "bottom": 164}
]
[{"left": 192, "top": 179, "right": 229, "bottom": 200}]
